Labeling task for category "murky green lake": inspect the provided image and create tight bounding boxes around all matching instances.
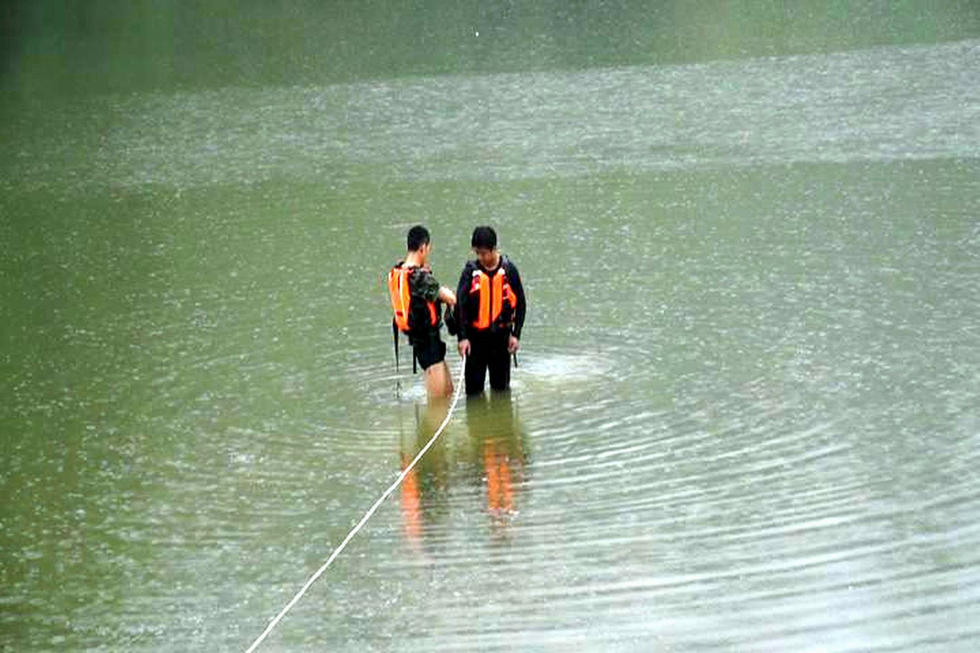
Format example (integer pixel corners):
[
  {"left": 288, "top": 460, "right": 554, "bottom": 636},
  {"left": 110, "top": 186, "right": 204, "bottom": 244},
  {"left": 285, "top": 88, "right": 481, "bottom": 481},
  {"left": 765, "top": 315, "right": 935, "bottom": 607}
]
[{"left": 2, "top": 2, "right": 979, "bottom": 651}]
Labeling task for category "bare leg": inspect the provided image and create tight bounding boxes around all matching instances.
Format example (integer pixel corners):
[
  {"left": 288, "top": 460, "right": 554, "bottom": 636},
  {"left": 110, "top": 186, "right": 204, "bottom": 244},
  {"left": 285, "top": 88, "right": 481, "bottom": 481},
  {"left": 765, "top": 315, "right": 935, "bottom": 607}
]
[{"left": 425, "top": 361, "right": 454, "bottom": 399}]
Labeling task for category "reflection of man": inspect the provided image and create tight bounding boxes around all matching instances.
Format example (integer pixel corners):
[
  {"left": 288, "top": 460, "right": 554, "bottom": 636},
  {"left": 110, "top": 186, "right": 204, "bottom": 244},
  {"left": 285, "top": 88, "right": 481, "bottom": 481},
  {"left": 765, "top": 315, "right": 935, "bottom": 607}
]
[
  {"left": 466, "top": 394, "right": 528, "bottom": 533},
  {"left": 397, "top": 394, "right": 528, "bottom": 549},
  {"left": 398, "top": 403, "right": 450, "bottom": 550}
]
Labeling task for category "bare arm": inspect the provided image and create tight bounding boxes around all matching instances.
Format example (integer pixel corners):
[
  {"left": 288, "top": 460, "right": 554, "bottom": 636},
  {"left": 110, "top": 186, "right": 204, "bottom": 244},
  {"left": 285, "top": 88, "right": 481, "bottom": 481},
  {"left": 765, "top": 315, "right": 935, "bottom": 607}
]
[{"left": 438, "top": 286, "right": 456, "bottom": 306}]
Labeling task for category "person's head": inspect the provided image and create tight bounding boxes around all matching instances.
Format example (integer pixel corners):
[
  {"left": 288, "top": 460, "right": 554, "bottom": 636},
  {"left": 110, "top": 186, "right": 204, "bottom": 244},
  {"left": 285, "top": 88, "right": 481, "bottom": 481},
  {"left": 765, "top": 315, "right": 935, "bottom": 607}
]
[
  {"left": 407, "top": 225, "right": 433, "bottom": 263},
  {"left": 471, "top": 226, "right": 499, "bottom": 268}
]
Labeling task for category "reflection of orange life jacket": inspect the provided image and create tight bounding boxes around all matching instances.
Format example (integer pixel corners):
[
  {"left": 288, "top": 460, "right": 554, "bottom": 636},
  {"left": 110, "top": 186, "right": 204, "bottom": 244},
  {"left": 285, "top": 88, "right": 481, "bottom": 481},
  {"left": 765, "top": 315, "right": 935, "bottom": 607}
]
[
  {"left": 400, "top": 453, "right": 422, "bottom": 545},
  {"left": 484, "top": 442, "right": 514, "bottom": 514},
  {"left": 388, "top": 264, "right": 438, "bottom": 335},
  {"left": 469, "top": 265, "right": 518, "bottom": 332}
]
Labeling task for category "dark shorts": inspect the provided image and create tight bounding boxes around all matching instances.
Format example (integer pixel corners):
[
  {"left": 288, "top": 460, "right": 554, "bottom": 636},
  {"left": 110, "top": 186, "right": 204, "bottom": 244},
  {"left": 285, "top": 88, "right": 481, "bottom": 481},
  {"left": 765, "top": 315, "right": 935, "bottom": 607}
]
[{"left": 413, "top": 337, "right": 446, "bottom": 371}]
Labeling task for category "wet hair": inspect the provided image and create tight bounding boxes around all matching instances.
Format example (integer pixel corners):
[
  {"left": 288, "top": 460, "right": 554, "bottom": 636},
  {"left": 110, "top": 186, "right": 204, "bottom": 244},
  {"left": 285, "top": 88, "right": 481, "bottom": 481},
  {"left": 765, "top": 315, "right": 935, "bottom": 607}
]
[
  {"left": 471, "top": 226, "right": 497, "bottom": 250},
  {"left": 407, "top": 225, "right": 430, "bottom": 251}
]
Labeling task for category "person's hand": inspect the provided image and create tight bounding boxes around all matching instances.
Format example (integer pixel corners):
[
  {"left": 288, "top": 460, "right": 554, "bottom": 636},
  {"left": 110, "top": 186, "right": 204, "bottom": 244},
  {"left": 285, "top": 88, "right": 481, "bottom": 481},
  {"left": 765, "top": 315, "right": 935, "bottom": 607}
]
[
  {"left": 458, "top": 339, "right": 471, "bottom": 357},
  {"left": 439, "top": 286, "right": 457, "bottom": 306},
  {"left": 508, "top": 335, "right": 520, "bottom": 354}
]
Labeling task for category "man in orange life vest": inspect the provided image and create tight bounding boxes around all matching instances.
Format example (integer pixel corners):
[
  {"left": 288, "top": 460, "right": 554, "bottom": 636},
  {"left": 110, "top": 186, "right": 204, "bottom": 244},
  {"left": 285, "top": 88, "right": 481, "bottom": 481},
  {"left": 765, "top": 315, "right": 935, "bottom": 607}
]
[
  {"left": 455, "top": 226, "right": 527, "bottom": 396},
  {"left": 389, "top": 225, "right": 457, "bottom": 399}
]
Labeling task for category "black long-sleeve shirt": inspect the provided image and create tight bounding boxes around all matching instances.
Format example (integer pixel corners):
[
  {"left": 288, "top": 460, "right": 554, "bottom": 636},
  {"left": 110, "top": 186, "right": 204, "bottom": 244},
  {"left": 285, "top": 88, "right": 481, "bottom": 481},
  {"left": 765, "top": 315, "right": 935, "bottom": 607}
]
[{"left": 455, "top": 255, "right": 526, "bottom": 341}]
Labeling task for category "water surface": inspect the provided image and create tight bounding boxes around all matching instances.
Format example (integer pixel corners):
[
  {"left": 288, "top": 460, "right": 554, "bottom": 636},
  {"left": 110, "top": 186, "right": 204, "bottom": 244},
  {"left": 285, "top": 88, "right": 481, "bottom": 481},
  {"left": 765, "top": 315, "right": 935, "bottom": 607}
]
[{"left": 2, "top": 5, "right": 979, "bottom": 652}]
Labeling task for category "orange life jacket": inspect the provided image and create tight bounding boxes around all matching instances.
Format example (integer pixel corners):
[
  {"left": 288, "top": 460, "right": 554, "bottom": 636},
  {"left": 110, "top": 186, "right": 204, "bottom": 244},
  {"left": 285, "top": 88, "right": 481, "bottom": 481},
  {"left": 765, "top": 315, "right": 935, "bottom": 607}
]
[
  {"left": 388, "top": 264, "right": 438, "bottom": 335},
  {"left": 468, "top": 265, "right": 518, "bottom": 331}
]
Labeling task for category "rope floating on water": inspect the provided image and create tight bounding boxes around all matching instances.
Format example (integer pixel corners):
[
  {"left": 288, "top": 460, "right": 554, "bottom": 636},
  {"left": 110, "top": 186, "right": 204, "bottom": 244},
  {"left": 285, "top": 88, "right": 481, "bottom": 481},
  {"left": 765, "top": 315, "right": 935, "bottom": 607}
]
[{"left": 245, "top": 356, "right": 467, "bottom": 653}]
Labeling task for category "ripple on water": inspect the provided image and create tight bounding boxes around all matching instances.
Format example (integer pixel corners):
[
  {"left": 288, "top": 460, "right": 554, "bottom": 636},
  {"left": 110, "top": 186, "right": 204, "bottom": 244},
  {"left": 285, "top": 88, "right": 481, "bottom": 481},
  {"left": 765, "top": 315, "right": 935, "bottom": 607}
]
[
  {"left": 517, "top": 350, "right": 614, "bottom": 383},
  {"left": 3, "top": 31, "right": 980, "bottom": 653}
]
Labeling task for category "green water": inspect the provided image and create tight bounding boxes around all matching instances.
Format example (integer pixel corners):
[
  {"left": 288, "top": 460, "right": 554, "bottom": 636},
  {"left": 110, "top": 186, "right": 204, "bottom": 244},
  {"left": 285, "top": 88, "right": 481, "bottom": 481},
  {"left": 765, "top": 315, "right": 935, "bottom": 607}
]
[{"left": 2, "top": 2, "right": 980, "bottom": 651}]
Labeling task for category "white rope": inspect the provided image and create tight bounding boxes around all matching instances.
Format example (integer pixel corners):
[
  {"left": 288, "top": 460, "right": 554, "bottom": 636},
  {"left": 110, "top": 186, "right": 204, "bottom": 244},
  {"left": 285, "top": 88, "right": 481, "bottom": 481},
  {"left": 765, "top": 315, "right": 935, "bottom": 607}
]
[{"left": 245, "top": 356, "right": 467, "bottom": 653}]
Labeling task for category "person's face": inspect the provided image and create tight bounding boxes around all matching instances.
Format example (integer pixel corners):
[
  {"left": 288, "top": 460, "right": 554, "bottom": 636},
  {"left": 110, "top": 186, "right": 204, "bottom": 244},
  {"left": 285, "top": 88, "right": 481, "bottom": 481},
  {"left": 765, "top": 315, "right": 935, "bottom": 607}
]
[
  {"left": 418, "top": 241, "right": 432, "bottom": 262},
  {"left": 474, "top": 247, "right": 497, "bottom": 269}
]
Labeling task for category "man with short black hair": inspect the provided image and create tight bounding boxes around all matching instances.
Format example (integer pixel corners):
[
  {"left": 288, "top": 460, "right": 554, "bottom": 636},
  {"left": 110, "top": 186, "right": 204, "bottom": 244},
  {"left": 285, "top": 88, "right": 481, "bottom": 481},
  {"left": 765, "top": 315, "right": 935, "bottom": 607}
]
[
  {"left": 455, "top": 226, "right": 526, "bottom": 395},
  {"left": 388, "top": 225, "right": 457, "bottom": 399}
]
